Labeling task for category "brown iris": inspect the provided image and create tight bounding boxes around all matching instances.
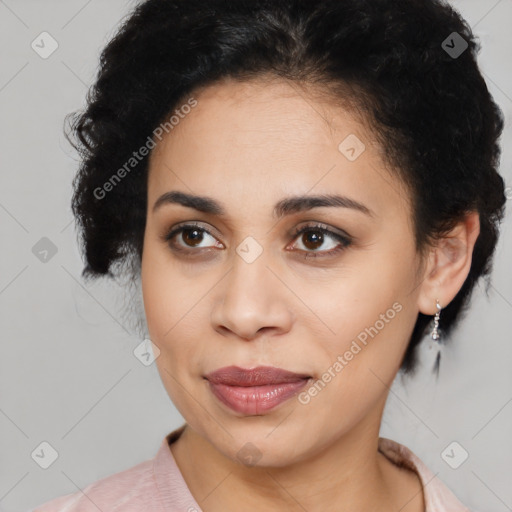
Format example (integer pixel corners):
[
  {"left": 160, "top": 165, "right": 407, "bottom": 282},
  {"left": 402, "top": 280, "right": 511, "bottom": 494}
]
[{"left": 301, "top": 230, "right": 324, "bottom": 250}]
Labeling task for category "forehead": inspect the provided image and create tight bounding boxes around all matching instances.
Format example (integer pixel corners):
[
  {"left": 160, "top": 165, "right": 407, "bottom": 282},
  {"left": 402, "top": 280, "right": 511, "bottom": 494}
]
[{"left": 147, "top": 78, "right": 411, "bottom": 221}]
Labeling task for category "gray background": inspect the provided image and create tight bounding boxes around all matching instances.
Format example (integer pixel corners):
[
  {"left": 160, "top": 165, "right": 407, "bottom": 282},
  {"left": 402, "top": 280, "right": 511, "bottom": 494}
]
[{"left": 0, "top": 1, "right": 511, "bottom": 511}]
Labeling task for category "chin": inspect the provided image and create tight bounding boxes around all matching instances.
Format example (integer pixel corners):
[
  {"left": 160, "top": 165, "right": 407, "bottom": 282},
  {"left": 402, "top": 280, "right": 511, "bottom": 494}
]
[{"left": 204, "top": 424, "right": 315, "bottom": 468}]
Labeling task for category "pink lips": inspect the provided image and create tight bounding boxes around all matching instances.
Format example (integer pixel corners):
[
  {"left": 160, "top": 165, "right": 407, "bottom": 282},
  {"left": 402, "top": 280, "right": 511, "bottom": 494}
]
[{"left": 204, "top": 366, "right": 311, "bottom": 415}]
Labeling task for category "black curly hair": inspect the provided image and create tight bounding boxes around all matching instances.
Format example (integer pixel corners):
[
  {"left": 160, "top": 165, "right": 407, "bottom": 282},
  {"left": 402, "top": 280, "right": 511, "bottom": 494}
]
[{"left": 66, "top": 0, "right": 507, "bottom": 377}]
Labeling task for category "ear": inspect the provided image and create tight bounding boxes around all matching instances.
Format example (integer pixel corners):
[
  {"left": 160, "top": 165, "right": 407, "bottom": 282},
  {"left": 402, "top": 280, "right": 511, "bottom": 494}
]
[{"left": 417, "top": 211, "right": 480, "bottom": 315}]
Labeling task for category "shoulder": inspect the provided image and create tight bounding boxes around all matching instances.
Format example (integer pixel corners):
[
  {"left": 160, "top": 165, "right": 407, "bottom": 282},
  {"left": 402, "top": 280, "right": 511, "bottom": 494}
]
[
  {"left": 378, "top": 437, "right": 472, "bottom": 512},
  {"left": 31, "top": 425, "right": 192, "bottom": 512},
  {"left": 31, "top": 457, "right": 159, "bottom": 511}
]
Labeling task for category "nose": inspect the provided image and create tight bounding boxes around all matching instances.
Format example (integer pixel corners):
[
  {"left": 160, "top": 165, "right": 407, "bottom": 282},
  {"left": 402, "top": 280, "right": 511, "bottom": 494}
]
[{"left": 210, "top": 249, "right": 294, "bottom": 341}]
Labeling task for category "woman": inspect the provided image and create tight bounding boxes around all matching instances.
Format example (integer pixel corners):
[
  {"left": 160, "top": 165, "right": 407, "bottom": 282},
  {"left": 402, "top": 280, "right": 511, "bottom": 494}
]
[{"left": 33, "top": 0, "right": 506, "bottom": 510}]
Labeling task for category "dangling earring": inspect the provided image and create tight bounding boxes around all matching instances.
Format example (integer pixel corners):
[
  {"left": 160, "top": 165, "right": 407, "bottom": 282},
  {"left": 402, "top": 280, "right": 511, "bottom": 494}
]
[
  {"left": 430, "top": 299, "right": 441, "bottom": 342},
  {"left": 430, "top": 299, "right": 442, "bottom": 375}
]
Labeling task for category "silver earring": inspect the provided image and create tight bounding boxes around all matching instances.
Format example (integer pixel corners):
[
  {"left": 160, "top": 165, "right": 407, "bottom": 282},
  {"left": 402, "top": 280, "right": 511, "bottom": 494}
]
[
  {"left": 430, "top": 299, "right": 442, "bottom": 342},
  {"left": 430, "top": 299, "right": 442, "bottom": 375}
]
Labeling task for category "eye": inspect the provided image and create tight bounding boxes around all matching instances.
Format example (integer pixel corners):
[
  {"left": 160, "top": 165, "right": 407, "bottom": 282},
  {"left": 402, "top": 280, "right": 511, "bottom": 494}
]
[
  {"left": 162, "top": 221, "right": 352, "bottom": 259},
  {"left": 288, "top": 223, "right": 352, "bottom": 259},
  {"left": 163, "top": 223, "right": 223, "bottom": 253}
]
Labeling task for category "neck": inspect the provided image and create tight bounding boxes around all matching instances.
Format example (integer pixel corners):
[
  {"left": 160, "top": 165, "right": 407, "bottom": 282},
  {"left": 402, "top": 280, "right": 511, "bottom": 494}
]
[{"left": 169, "top": 401, "right": 425, "bottom": 512}]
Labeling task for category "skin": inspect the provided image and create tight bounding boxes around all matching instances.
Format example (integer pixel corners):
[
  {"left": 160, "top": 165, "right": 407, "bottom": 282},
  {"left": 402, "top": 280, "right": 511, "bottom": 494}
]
[{"left": 141, "top": 76, "right": 480, "bottom": 512}]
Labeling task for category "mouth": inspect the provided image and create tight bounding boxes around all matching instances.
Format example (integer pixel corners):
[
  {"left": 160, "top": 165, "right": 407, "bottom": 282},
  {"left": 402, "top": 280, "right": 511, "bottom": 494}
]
[{"left": 204, "top": 366, "right": 312, "bottom": 415}]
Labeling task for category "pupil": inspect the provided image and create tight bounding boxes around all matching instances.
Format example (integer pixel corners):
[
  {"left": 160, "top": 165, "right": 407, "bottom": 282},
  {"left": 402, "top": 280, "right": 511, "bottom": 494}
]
[
  {"left": 184, "top": 229, "right": 203, "bottom": 246},
  {"left": 304, "top": 231, "right": 323, "bottom": 250}
]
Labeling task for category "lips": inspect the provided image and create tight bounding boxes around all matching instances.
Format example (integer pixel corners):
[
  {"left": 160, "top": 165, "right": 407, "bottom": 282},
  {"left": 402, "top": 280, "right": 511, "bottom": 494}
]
[
  {"left": 204, "top": 365, "right": 311, "bottom": 415},
  {"left": 204, "top": 365, "right": 311, "bottom": 386}
]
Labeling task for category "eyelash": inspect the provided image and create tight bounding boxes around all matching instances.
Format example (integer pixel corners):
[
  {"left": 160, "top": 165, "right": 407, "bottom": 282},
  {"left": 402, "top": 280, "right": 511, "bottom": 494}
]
[
  {"left": 163, "top": 222, "right": 352, "bottom": 260},
  {"left": 291, "top": 223, "right": 352, "bottom": 259}
]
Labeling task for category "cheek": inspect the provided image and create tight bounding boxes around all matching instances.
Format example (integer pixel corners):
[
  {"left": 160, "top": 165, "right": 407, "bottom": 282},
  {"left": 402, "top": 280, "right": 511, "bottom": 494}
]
[
  {"left": 297, "top": 300, "right": 415, "bottom": 435},
  {"left": 141, "top": 234, "right": 185, "bottom": 336},
  {"left": 310, "top": 251, "right": 418, "bottom": 384},
  {"left": 141, "top": 244, "right": 202, "bottom": 364},
  {"left": 141, "top": 271, "right": 171, "bottom": 341}
]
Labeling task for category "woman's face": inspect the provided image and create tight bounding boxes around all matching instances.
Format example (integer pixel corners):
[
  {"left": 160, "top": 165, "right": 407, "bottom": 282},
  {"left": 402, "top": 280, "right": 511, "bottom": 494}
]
[{"left": 141, "top": 77, "right": 428, "bottom": 466}]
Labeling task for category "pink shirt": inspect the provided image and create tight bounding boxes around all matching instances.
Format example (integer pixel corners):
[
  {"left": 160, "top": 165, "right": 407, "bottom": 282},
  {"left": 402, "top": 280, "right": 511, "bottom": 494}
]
[{"left": 32, "top": 424, "right": 471, "bottom": 512}]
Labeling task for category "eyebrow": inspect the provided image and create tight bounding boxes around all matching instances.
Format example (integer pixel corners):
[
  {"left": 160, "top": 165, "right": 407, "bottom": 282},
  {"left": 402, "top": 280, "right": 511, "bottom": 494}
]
[{"left": 152, "top": 190, "right": 375, "bottom": 219}]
